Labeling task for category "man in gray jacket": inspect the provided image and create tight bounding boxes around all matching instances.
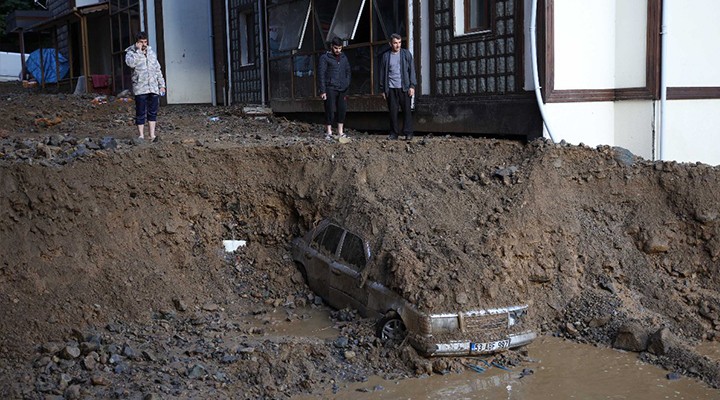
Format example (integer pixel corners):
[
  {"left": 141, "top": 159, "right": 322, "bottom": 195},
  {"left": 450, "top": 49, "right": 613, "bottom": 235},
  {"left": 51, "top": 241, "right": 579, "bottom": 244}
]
[
  {"left": 379, "top": 33, "right": 417, "bottom": 140},
  {"left": 125, "top": 31, "right": 166, "bottom": 141}
]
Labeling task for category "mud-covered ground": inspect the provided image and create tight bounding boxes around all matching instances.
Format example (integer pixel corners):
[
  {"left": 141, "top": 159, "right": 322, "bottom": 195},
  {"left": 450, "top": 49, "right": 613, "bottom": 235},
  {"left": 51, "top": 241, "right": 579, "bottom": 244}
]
[{"left": 1, "top": 81, "right": 719, "bottom": 399}]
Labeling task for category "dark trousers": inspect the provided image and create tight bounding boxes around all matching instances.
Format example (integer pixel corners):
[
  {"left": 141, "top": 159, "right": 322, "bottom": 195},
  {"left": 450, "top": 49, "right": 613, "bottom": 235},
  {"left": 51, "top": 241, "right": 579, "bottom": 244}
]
[
  {"left": 324, "top": 89, "right": 347, "bottom": 125},
  {"left": 135, "top": 93, "right": 159, "bottom": 125},
  {"left": 386, "top": 88, "right": 413, "bottom": 137}
]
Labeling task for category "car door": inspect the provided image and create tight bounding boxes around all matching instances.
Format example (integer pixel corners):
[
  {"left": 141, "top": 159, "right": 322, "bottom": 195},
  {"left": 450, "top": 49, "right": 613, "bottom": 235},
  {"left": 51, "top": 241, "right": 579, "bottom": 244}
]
[
  {"left": 328, "top": 230, "right": 370, "bottom": 315},
  {"left": 302, "top": 223, "right": 344, "bottom": 301}
]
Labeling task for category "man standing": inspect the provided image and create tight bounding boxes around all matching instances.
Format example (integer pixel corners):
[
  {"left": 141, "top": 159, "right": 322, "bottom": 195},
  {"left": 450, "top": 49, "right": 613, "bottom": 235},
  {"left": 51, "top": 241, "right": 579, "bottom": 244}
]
[
  {"left": 379, "top": 33, "right": 417, "bottom": 140},
  {"left": 125, "top": 31, "right": 166, "bottom": 141},
  {"left": 318, "top": 37, "right": 351, "bottom": 140}
]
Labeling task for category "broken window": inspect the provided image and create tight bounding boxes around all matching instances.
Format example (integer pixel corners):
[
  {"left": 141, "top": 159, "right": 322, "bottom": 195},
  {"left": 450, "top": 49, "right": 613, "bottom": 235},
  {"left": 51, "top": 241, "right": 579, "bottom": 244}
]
[
  {"left": 326, "top": 0, "right": 367, "bottom": 42},
  {"left": 454, "top": 0, "right": 493, "bottom": 36},
  {"left": 268, "top": 0, "right": 311, "bottom": 56},
  {"left": 339, "top": 233, "right": 366, "bottom": 271},
  {"left": 318, "top": 224, "right": 344, "bottom": 256}
]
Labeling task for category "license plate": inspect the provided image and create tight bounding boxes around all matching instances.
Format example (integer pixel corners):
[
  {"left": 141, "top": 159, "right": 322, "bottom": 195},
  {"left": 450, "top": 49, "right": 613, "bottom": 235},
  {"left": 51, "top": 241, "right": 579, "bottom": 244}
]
[{"left": 470, "top": 339, "right": 510, "bottom": 353}]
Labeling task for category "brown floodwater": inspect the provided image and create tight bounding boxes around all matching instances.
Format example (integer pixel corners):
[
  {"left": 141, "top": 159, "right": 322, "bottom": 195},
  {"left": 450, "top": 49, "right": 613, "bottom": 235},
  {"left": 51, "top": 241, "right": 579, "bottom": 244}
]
[{"left": 283, "top": 308, "right": 720, "bottom": 400}]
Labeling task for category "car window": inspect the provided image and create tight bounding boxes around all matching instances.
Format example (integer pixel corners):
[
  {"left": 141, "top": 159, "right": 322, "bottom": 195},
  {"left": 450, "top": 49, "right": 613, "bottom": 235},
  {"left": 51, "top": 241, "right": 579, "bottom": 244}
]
[
  {"left": 314, "top": 224, "right": 344, "bottom": 256},
  {"left": 339, "top": 232, "right": 366, "bottom": 271}
]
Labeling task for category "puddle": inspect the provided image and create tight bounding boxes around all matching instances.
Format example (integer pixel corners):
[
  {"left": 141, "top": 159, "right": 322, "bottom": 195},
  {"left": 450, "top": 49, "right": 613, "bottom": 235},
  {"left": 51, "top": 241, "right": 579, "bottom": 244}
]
[
  {"left": 243, "top": 306, "right": 339, "bottom": 339},
  {"left": 297, "top": 335, "right": 719, "bottom": 399}
]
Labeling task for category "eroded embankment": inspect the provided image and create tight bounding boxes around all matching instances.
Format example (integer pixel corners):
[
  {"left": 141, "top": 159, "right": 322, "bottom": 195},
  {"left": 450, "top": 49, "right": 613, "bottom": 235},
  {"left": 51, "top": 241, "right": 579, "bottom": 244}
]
[{"left": 1, "top": 138, "right": 720, "bottom": 391}]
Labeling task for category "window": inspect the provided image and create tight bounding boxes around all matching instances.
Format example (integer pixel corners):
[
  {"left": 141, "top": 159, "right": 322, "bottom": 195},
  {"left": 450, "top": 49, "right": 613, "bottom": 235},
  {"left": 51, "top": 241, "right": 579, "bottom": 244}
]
[
  {"left": 454, "top": 0, "right": 493, "bottom": 37},
  {"left": 268, "top": 0, "right": 311, "bottom": 55},
  {"left": 326, "top": 0, "right": 367, "bottom": 42},
  {"left": 238, "top": 10, "right": 254, "bottom": 66},
  {"left": 339, "top": 233, "right": 367, "bottom": 271},
  {"left": 313, "top": 224, "right": 344, "bottom": 256}
]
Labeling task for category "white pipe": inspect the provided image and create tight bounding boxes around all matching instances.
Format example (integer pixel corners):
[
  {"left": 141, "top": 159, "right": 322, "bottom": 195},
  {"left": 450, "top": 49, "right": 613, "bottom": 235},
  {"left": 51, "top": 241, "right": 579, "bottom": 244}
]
[
  {"left": 259, "top": 0, "right": 267, "bottom": 106},
  {"left": 659, "top": 0, "right": 668, "bottom": 160},
  {"left": 208, "top": 0, "right": 217, "bottom": 106},
  {"left": 225, "top": 0, "right": 233, "bottom": 105},
  {"left": 530, "top": 0, "right": 555, "bottom": 142}
]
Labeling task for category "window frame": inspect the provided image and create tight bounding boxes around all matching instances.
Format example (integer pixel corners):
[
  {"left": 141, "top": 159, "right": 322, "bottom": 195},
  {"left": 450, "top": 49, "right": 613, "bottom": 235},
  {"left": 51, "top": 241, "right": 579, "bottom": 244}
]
[
  {"left": 238, "top": 9, "right": 255, "bottom": 66},
  {"left": 464, "top": 0, "right": 491, "bottom": 33},
  {"left": 453, "top": 0, "right": 494, "bottom": 38}
]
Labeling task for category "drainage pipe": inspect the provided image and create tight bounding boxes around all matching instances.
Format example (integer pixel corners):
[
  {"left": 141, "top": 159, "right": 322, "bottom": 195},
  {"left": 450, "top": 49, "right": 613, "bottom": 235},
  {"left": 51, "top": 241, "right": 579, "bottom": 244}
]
[
  {"left": 659, "top": 0, "right": 668, "bottom": 160},
  {"left": 259, "top": 0, "right": 267, "bottom": 106},
  {"left": 209, "top": 0, "right": 217, "bottom": 106},
  {"left": 225, "top": 0, "right": 233, "bottom": 105},
  {"left": 530, "top": 0, "right": 556, "bottom": 142}
]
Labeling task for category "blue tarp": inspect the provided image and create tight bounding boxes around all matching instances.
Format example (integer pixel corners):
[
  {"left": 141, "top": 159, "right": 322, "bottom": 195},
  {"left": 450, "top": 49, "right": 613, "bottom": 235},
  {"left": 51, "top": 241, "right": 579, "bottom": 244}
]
[{"left": 26, "top": 48, "right": 69, "bottom": 84}]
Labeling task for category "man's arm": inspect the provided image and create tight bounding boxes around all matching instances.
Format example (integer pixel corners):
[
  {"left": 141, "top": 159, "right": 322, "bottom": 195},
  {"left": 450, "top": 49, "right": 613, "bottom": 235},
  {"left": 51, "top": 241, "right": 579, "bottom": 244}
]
[
  {"left": 406, "top": 50, "right": 417, "bottom": 89},
  {"left": 317, "top": 54, "right": 327, "bottom": 94},
  {"left": 125, "top": 48, "right": 143, "bottom": 68}
]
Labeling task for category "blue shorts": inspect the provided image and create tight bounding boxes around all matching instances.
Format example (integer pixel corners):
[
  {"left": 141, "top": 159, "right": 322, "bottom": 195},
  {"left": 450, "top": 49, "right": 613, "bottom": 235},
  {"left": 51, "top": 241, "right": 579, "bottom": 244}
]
[{"left": 134, "top": 93, "right": 159, "bottom": 125}]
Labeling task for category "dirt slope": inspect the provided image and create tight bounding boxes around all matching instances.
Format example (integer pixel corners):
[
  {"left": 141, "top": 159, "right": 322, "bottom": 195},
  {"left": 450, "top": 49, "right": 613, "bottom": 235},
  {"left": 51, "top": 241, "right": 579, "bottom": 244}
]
[{"left": 1, "top": 82, "right": 719, "bottom": 398}]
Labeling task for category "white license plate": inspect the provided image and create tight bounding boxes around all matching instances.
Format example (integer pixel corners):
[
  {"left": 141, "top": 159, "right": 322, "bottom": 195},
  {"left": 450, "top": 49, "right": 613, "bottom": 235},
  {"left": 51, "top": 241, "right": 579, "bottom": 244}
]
[{"left": 470, "top": 339, "right": 510, "bottom": 353}]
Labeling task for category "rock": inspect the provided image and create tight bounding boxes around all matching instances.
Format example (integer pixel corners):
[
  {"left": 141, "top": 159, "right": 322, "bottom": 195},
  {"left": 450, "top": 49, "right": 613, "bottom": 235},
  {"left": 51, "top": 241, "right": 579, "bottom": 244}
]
[
  {"left": 334, "top": 337, "right": 349, "bottom": 348},
  {"left": 666, "top": 372, "right": 682, "bottom": 380},
  {"left": 41, "top": 342, "right": 64, "bottom": 355},
  {"left": 202, "top": 303, "right": 219, "bottom": 312},
  {"left": 564, "top": 323, "right": 579, "bottom": 337},
  {"left": 588, "top": 315, "right": 612, "bottom": 328},
  {"left": 70, "top": 144, "right": 88, "bottom": 158},
  {"left": 80, "top": 341, "right": 100, "bottom": 355},
  {"left": 173, "top": 298, "right": 188, "bottom": 312},
  {"left": 643, "top": 237, "right": 670, "bottom": 254},
  {"left": 100, "top": 137, "right": 118, "bottom": 150},
  {"left": 64, "top": 384, "right": 81, "bottom": 399},
  {"left": 612, "top": 147, "right": 635, "bottom": 166},
  {"left": 187, "top": 364, "right": 206, "bottom": 379},
  {"left": 61, "top": 346, "right": 81, "bottom": 360},
  {"left": 144, "top": 394, "right": 162, "bottom": 400},
  {"left": 82, "top": 354, "right": 97, "bottom": 370},
  {"left": 613, "top": 323, "right": 649, "bottom": 352},
  {"left": 647, "top": 328, "right": 681, "bottom": 356},
  {"left": 455, "top": 292, "right": 468, "bottom": 304},
  {"left": 122, "top": 344, "right": 136, "bottom": 359},
  {"left": 91, "top": 376, "right": 110, "bottom": 386},
  {"left": 142, "top": 350, "right": 157, "bottom": 362},
  {"left": 494, "top": 166, "right": 518, "bottom": 177},
  {"left": 344, "top": 351, "right": 356, "bottom": 360}
]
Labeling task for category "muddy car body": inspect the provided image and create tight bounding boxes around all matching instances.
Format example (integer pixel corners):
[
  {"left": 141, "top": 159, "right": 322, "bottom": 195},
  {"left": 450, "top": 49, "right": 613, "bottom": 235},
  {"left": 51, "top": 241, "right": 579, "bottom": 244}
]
[{"left": 291, "top": 220, "right": 536, "bottom": 356}]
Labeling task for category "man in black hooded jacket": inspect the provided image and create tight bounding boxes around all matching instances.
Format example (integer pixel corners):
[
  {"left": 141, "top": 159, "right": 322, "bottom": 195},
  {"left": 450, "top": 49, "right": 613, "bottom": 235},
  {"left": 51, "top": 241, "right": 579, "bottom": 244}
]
[{"left": 318, "top": 37, "right": 351, "bottom": 139}]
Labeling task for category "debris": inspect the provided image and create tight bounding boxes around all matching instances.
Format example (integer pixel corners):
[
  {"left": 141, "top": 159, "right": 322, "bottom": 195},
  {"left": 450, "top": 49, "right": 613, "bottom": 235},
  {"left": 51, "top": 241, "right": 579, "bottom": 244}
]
[
  {"left": 222, "top": 240, "right": 247, "bottom": 252},
  {"left": 34, "top": 116, "right": 62, "bottom": 127}
]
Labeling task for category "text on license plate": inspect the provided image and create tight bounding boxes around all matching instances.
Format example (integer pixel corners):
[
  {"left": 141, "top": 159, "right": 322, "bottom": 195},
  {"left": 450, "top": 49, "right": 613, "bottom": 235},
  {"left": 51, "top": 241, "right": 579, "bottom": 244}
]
[{"left": 470, "top": 339, "right": 510, "bottom": 353}]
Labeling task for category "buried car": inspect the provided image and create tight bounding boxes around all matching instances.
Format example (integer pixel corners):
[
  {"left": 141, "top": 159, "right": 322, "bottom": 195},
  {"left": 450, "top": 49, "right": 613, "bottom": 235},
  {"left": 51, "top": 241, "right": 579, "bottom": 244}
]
[{"left": 291, "top": 219, "right": 536, "bottom": 356}]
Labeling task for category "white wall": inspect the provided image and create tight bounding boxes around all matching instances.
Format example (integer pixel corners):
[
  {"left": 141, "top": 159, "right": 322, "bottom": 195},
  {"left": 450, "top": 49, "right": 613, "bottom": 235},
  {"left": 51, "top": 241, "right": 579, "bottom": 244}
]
[
  {"left": 159, "top": 1, "right": 213, "bottom": 104},
  {"left": 0, "top": 52, "right": 27, "bottom": 82},
  {"left": 663, "top": 100, "right": 720, "bottom": 165},
  {"left": 548, "top": 0, "right": 652, "bottom": 159},
  {"left": 553, "top": 0, "right": 646, "bottom": 90},
  {"left": 665, "top": 0, "right": 720, "bottom": 87},
  {"left": 660, "top": 0, "right": 720, "bottom": 165}
]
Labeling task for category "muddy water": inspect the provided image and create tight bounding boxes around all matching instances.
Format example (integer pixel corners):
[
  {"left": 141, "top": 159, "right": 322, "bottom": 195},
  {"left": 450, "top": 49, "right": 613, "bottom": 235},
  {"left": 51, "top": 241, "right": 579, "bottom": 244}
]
[{"left": 285, "top": 309, "right": 719, "bottom": 399}]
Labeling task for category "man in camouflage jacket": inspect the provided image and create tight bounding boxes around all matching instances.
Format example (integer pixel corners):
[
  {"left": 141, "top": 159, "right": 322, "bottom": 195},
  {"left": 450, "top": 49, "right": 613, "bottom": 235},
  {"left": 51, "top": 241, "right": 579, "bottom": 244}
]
[{"left": 125, "top": 31, "right": 166, "bottom": 141}]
